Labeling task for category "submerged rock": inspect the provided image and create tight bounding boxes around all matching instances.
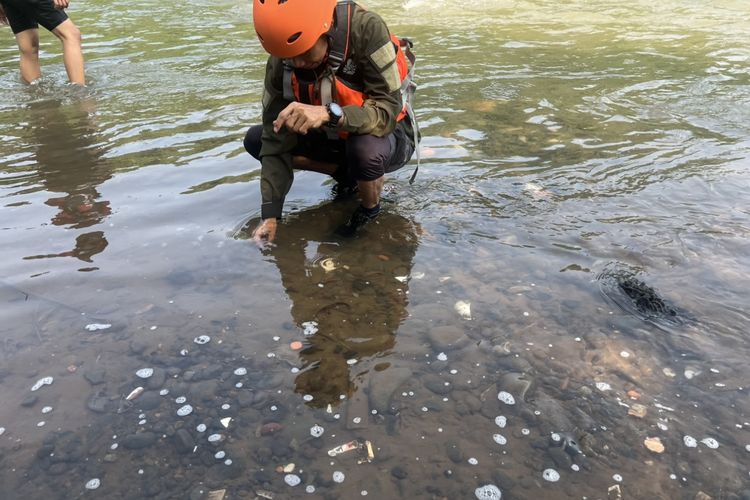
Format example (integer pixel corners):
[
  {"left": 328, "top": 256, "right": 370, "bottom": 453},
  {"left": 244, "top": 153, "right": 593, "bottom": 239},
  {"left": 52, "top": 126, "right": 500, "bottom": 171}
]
[
  {"left": 369, "top": 367, "right": 412, "bottom": 413},
  {"left": 122, "top": 432, "right": 158, "bottom": 450}
]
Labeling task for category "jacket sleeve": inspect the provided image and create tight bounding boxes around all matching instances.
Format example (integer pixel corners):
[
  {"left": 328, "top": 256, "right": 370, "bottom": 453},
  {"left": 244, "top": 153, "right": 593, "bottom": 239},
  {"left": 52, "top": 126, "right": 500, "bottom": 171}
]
[
  {"left": 340, "top": 11, "right": 403, "bottom": 137},
  {"left": 259, "top": 56, "right": 298, "bottom": 220}
]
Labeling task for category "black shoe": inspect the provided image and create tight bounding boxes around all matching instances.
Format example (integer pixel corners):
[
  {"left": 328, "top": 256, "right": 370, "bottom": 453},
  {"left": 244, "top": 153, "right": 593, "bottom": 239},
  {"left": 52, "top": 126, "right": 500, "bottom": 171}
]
[{"left": 335, "top": 205, "right": 380, "bottom": 237}]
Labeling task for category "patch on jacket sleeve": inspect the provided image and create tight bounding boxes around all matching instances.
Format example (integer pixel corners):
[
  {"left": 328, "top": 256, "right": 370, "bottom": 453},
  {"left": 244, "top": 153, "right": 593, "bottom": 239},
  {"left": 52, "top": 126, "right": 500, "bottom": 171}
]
[
  {"left": 262, "top": 88, "right": 272, "bottom": 110},
  {"left": 370, "top": 41, "right": 400, "bottom": 92},
  {"left": 370, "top": 40, "right": 397, "bottom": 71}
]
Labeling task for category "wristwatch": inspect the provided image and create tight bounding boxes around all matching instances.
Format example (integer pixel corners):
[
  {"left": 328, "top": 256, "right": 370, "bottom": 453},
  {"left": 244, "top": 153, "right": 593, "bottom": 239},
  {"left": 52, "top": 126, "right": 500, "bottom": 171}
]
[{"left": 326, "top": 102, "right": 343, "bottom": 128}]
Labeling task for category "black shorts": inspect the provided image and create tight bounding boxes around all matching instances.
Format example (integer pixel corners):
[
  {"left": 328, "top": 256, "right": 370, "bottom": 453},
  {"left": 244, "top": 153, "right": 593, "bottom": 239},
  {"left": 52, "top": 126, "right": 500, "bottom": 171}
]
[{"left": 1, "top": 0, "right": 68, "bottom": 35}]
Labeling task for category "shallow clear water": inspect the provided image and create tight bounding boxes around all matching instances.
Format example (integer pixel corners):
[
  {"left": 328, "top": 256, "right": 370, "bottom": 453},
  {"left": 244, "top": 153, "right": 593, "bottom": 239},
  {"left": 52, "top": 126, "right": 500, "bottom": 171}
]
[{"left": 1, "top": 0, "right": 749, "bottom": 498}]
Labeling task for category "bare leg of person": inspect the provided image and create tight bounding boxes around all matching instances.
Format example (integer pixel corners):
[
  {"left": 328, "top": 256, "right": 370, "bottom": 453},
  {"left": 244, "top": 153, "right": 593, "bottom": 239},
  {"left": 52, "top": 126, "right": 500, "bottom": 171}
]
[
  {"left": 15, "top": 29, "right": 41, "bottom": 83},
  {"left": 52, "top": 19, "right": 84, "bottom": 85},
  {"left": 357, "top": 176, "right": 384, "bottom": 209}
]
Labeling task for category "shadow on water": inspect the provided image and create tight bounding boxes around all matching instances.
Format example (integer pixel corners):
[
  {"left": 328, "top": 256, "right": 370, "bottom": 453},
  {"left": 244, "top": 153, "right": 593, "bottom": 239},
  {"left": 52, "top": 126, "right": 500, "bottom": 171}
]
[{"left": 240, "top": 202, "right": 421, "bottom": 408}]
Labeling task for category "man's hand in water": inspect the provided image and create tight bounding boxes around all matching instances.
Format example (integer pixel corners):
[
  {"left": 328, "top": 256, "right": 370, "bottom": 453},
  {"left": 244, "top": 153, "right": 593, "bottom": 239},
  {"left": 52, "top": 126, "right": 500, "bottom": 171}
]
[
  {"left": 252, "top": 218, "right": 277, "bottom": 248},
  {"left": 273, "top": 103, "right": 329, "bottom": 134}
]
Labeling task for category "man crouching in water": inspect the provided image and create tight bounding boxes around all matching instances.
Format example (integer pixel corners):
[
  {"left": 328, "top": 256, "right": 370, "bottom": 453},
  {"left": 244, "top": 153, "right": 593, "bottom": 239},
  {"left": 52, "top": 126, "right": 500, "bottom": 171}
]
[{"left": 244, "top": 0, "right": 417, "bottom": 245}]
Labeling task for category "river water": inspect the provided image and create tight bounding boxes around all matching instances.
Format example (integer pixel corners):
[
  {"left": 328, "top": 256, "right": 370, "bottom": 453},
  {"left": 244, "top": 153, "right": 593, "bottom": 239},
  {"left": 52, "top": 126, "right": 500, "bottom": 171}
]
[{"left": 1, "top": 0, "right": 749, "bottom": 499}]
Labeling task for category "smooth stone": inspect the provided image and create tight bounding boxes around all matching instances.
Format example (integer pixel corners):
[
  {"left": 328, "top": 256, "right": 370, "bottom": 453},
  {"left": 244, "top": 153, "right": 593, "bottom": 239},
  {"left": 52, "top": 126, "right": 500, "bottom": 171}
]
[
  {"left": 129, "top": 340, "right": 148, "bottom": 355},
  {"left": 190, "top": 380, "right": 220, "bottom": 403},
  {"left": 121, "top": 432, "right": 158, "bottom": 450},
  {"left": 21, "top": 395, "right": 39, "bottom": 407},
  {"left": 369, "top": 367, "right": 412, "bottom": 413},
  {"left": 423, "top": 374, "right": 452, "bottom": 395},
  {"left": 237, "top": 390, "right": 254, "bottom": 408},
  {"left": 427, "top": 325, "right": 469, "bottom": 351},
  {"left": 145, "top": 368, "right": 167, "bottom": 390},
  {"left": 173, "top": 429, "right": 195, "bottom": 454},
  {"left": 391, "top": 466, "right": 408, "bottom": 479},
  {"left": 86, "top": 394, "right": 110, "bottom": 413},
  {"left": 446, "top": 443, "right": 463, "bottom": 464},
  {"left": 83, "top": 368, "right": 106, "bottom": 386},
  {"left": 136, "top": 391, "right": 162, "bottom": 411}
]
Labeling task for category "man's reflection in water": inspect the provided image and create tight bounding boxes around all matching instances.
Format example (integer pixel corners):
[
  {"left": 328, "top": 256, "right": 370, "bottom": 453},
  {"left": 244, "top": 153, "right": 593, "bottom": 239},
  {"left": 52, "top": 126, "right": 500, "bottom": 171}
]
[
  {"left": 22, "top": 96, "right": 112, "bottom": 265},
  {"left": 261, "top": 203, "right": 420, "bottom": 408}
]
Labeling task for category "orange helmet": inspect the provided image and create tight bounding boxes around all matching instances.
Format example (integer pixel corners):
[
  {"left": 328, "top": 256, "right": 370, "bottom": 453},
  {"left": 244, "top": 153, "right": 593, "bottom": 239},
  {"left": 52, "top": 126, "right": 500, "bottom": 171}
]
[{"left": 253, "top": 0, "right": 338, "bottom": 59}]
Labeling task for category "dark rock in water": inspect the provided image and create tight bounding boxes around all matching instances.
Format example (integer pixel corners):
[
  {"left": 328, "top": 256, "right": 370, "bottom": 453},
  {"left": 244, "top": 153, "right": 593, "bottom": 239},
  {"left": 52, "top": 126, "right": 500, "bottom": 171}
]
[
  {"left": 254, "top": 447, "right": 273, "bottom": 465},
  {"left": 427, "top": 325, "right": 469, "bottom": 351},
  {"left": 21, "top": 395, "right": 38, "bottom": 407},
  {"left": 617, "top": 277, "right": 675, "bottom": 316},
  {"left": 445, "top": 442, "right": 463, "bottom": 464},
  {"left": 190, "top": 380, "right": 220, "bottom": 403},
  {"left": 237, "top": 390, "right": 254, "bottom": 408},
  {"left": 270, "top": 438, "right": 292, "bottom": 459},
  {"left": 86, "top": 393, "right": 110, "bottom": 413},
  {"left": 253, "top": 468, "right": 274, "bottom": 484},
  {"left": 83, "top": 367, "right": 106, "bottom": 386},
  {"left": 136, "top": 391, "right": 162, "bottom": 411},
  {"left": 145, "top": 368, "right": 167, "bottom": 389},
  {"left": 173, "top": 429, "right": 195, "bottom": 454},
  {"left": 122, "top": 432, "right": 158, "bottom": 450},
  {"left": 423, "top": 374, "right": 451, "bottom": 395},
  {"left": 220, "top": 457, "right": 245, "bottom": 480},
  {"left": 129, "top": 339, "right": 148, "bottom": 355},
  {"left": 391, "top": 465, "right": 408, "bottom": 479}
]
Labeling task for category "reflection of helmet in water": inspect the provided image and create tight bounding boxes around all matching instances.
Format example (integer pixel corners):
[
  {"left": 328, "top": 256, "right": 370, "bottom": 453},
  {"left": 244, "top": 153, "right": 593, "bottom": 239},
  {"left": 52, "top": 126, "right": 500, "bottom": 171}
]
[{"left": 252, "top": 0, "right": 337, "bottom": 58}]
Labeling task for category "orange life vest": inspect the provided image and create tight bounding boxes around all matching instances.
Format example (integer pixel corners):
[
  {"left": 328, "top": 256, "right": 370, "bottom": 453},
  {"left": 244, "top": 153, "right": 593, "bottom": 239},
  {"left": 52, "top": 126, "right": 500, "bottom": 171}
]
[{"left": 282, "top": 1, "right": 413, "bottom": 127}]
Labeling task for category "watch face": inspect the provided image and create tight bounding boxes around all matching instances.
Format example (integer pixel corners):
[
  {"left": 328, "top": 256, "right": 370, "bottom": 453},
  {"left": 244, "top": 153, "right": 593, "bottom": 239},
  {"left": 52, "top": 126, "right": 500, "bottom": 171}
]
[{"left": 329, "top": 102, "right": 343, "bottom": 116}]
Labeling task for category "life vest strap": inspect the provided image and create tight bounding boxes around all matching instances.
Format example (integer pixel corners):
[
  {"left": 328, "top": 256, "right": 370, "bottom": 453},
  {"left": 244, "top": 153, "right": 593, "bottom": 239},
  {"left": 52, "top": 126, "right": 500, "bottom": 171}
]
[{"left": 398, "top": 37, "right": 420, "bottom": 185}]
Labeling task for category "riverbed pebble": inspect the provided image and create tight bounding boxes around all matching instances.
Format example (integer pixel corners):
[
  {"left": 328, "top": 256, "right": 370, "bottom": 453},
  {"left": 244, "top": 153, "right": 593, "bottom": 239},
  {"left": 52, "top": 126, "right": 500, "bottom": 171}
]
[
  {"left": 135, "top": 368, "right": 154, "bottom": 379},
  {"left": 234, "top": 367, "right": 247, "bottom": 376},
  {"left": 177, "top": 405, "right": 193, "bottom": 417},
  {"left": 495, "top": 416, "right": 507, "bottom": 428},
  {"left": 683, "top": 435, "right": 698, "bottom": 447},
  {"left": 285, "top": 474, "right": 301, "bottom": 487},
  {"left": 31, "top": 377, "right": 54, "bottom": 392},
  {"left": 85, "top": 478, "right": 101, "bottom": 490},
  {"left": 310, "top": 424, "right": 324, "bottom": 438},
  {"left": 475, "top": 484, "right": 502, "bottom": 500},
  {"left": 542, "top": 469, "right": 560, "bottom": 482},
  {"left": 194, "top": 335, "right": 211, "bottom": 345},
  {"left": 85, "top": 323, "right": 111, "bottom": 331},
  {"left": 497, "top": 391, "right": 515, "bottom": 405},
  {"left": 701, "top": 437, "right": 719, "bottom": 449},
  {"left": 493, "top": 434, "right": 507, "bottom": 445},
  {"left": 332, "top": 471, "right": 345, "bottom": 483}
]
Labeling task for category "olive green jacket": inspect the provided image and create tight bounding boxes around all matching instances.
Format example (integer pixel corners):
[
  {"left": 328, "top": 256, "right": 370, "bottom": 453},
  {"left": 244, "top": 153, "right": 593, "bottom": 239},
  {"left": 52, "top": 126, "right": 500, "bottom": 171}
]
[{"left": 258, "top": 8, "right": 413, "bottom": 220}]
